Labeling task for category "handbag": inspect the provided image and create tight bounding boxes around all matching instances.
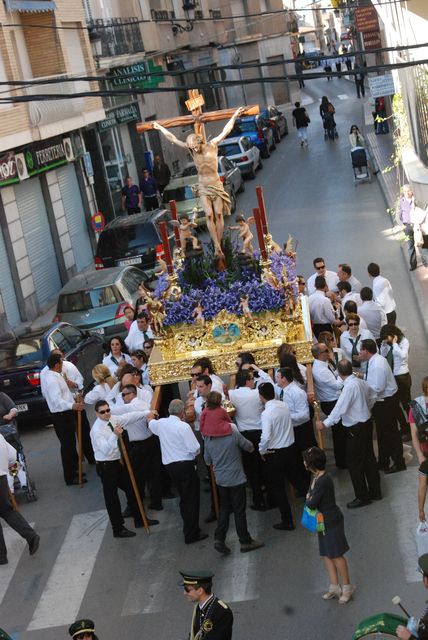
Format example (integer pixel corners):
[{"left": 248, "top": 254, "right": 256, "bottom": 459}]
[
  {"left": 416, "top": 521, "right": 428, "bottom": 557},
  {"left": 301, "top": 504, "right": 325, "bottom": 534}
]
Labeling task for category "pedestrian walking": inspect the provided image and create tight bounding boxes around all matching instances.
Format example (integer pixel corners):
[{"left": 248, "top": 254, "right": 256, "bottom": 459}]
[
  {"left": 380, "top": 324, "right": 411, "bottom": 441},
  {"left": 180, "top": 571, "right": 233, "bottom": 640},
  {"left": 153, "top": 154, "right": 171, "bottom": 196},
  {"left": 409, "top": 376, "right": 428, "bottom": 464},
  {"left": 320, "top": 96, "right": 337, "bottom": 139},
  {"left": 201, "top": 391, "right": 264, "bottom": 555},
  {"left": 359, "top": 339, "right": 406, "bottom": 474},
  {"left": 397, "top": 184, "right": 418, "bottom": 271},
  {"left": 303, "top": 447, "right": 354, "bottom": 604},
  {"left": 316, "top": 359, "right": 381, "bottom": 508},
  {"left": 121, "top": 176, "right": 141, "bottom": 215},
  {"left": 292, "top": 101, "right": 310, "bottom": 147},
  {"left": 367, "top": 262, "right": 397, "bottom": 325},
  {"left": 68, "top": 619, "right": 98, "bottom": 640},
  {"left": 375, "top": 96, "right": 389, "bottom": 134},
  {"left": 354, "top": 63, "right": 366, "bottom": 98},
  {"left": 139, "top": 168, "right": 159, "bottom": 211},
  {"left": 0, "top": 432, "right": 40, "bottom": 565},
  {"left": 294, "top": 57, "right": 305, "bottom": 88},
  {"left": 149, "top": 399, "right": 207, "bottom": 544}
]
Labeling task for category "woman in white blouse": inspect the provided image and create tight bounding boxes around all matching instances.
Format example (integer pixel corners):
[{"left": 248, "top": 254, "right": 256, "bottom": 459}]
[
  {"left": 339, "top": 313, "right": 373, "bottom": 372},
  {"left": 102, "top": 336, "right": 132, "bottom": 377},
  {"left": 380, "top": 324, "right": 411, "bottom": 441},
  {"left": 131, "top": 349, "right": 150, "bottom": 387},
  {"left": 84, "top": 364, "right": 116, "bottom": 405}
]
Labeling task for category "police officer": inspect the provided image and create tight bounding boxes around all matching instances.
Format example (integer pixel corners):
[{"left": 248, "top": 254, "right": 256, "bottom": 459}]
[
  {"left": 68, "top": 619, "right": 98, "bottom": 640},
  {"left": 396, "top": 554, "right": 428, "bottom": 639},
  {"left": 180, "top": 571, "right": 233, "bottom": 639}
]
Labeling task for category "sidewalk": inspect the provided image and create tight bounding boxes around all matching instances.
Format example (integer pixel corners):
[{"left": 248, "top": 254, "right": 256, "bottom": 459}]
[{"left": 362, "top": 100, "right": 428, "bottom": 336}]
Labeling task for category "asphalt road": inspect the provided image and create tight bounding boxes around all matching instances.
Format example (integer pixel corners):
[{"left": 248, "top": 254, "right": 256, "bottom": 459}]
[{"left": 2, "top": 74, "right": 428, "bottom": 640}]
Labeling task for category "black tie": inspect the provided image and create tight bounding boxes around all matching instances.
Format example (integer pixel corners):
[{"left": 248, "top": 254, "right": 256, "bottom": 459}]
[
  {"left": 279, "top": 389, "right": 284, "bottom": 401},
  {"left": 386, "top": 346, "right": 394, "bottom": 371}
]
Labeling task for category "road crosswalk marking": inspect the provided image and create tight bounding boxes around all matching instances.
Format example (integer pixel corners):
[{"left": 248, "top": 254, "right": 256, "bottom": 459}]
[
  {"left": 27, "top": 510, "right": 108, "bottom": 630},
  {"left": 0, "top": 523, "right": 35, "bottom": 606}
]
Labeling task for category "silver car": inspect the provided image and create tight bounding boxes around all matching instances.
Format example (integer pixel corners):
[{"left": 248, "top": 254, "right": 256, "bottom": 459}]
[
  {"left": 181, "top": 155, "right": 245, "bottom": 195},
  {"left": 217, "top": 136, "right": 262, "bottom": 179},
  {"left": 54, "top": 266, "right": 147, "bottom": 337}
]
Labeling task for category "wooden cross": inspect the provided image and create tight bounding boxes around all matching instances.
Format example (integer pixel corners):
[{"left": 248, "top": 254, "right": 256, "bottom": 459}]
[{"left": 136, "top": 88, "right": 259, "bottom": 138}]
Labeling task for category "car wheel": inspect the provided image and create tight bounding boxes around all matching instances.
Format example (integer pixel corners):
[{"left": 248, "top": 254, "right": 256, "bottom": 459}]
[
  {"left": 257, "top": 160, "right": 263, "bottom": 170},
  {"left": 271, "top": 139, "right": 277, "bottom": 151},
  {"left": 274, "top": 128, "right": 281, "bottom": 143},
  {"left": 247, "top": 165, "right": 256, "bottom": 179},
  {"left": 261, "top": 143, "right": 270, "bottom": 159}
]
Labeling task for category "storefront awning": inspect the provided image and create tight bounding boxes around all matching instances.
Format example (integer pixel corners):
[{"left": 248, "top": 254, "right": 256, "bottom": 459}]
[{"left": 4, "top": 0, "right": 56, "bottom": 12}]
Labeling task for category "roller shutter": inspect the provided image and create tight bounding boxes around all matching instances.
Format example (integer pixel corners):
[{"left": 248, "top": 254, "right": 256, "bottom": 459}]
[{"left": 0, "top": 227, "right": 20, "bottom": 327}]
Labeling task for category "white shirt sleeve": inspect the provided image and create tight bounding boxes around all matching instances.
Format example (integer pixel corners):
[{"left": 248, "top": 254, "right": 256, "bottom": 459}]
[
  {"left": 64, "top": 361, "right": 84, "bottom": 390},
  {"left": 182, "top": 426, "right": 201, "bottom": 458},
  {"left": 259, "top": 410, "right": 272, "bottom": 454},
  {"left": 91, "top": 424, "right": 119, "bottom": 458},
  {"left": 44, "top": 374, "right": 74, "bottom": 412},
  {"left": 84, "top": 384, "right": 107, "bottom": 406}
]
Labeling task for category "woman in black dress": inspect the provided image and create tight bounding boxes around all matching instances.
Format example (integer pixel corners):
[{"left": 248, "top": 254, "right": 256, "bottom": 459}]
[{"left": 303, "top": 447, "right": 354, "bottom": 604}]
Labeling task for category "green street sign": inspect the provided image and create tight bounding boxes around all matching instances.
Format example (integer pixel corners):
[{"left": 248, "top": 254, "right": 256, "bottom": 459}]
[{"left": 110, "top": 59, "right": 164, "bottom": 90}]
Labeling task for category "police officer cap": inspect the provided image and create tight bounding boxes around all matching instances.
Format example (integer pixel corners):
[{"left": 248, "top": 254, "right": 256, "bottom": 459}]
[
  {"left": 68, "top": 619, "right": 96, "bottom": 638},
  {"left": 419, "top": 554, "right": 428, "bottom": 575},
  {"left": 179, "top": 570, "right": 214, "bottom": 587}
]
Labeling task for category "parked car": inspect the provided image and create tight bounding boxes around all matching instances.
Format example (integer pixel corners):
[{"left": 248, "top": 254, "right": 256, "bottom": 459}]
[
  {"left": 230, "top": 115, "right": 275, "bottom": 158},
  {"left": 54, "top": 266, "right": 147, "bottom": 337},
  {"left": 163, "top": 174, "right": 236, "bottom": 228},
  {"left": 181, "top": 155, "right": 245, "bottom": 194},
  {"left": 217, "top": 136, "right": 262, "bottom": 180},
  {"left": 304, "top": 49, "right": 322, "bottom": 68},
  {"left": 94, "top": 211, "right": 168, "bottom": 275},
  {"left": 0, "top": 323, "right": 104, "bottom": 426},
  {"left": 260, "top": 106, "right": 288, "bottom": 142}
]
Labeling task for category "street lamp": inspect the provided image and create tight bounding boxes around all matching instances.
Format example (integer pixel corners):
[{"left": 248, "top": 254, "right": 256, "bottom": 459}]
[
  {"left": 88, "top": 25, "right": 103, "bottom": 69},
  {"left": 171, "top": 1, "right": 196, "bottom": 35}
]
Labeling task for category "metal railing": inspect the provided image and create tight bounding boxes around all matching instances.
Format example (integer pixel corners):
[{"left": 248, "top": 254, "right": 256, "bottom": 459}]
[
  {"left": 88, "top": 18, "right": 144, "bottom": 57},
  {"left": 151, "top": 9, "right": 175, "bottom": 21},
  {"left": 209, "top": 9, "right": 221, "bottom": 19}
]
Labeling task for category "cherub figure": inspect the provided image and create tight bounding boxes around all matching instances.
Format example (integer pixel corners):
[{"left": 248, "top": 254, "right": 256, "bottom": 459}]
[
  {"left": 228, "top": 214, "right": 254, "bottom": 255},
  {"left": 192, "top": 300, "right": 205, "bottom": 324},
  {"left": 172, "top": 214, "right": 200, "bottom": 251},
  {"left": 145, "top": 296, "right": 166, "bottom": 335},
  {"left": 284, "top": 233, "right": 297, "bottom": 260},
  {"left": 239, "top": 293, "right": 252, "bottom": 317}
]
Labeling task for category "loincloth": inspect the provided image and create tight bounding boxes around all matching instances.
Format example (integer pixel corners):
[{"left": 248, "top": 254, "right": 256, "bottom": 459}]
[{"left": 195, "top": 181, "right": 231, "bottom": 216}]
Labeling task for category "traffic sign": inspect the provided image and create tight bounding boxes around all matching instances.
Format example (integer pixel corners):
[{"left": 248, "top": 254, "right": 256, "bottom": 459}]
[{"left": 91, "top": 212, "right": 105, "bottom": 233}]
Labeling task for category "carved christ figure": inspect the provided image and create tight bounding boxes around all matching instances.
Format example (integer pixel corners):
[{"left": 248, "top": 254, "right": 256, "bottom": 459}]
[{"left": 152, "top": 106, "right": 245, "bottom": 257}]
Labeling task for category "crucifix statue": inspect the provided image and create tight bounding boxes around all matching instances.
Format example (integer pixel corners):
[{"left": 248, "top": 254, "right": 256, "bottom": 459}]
[{"left": 137, "top": 90, "right": 258, "bottom": 263}]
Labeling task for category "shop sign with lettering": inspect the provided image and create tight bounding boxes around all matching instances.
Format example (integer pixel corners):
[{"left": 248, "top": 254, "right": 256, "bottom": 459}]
[
  {"left": 363, "top": 30, "right": 382, "bottom": 52},
  {"left": 0, "top": 152, "right": 18, "bottom": 186},
  {"left": 24, "top": 137, "right": 68, "bottom": 175},
  {"left": 109, "top": 59, "right": 165, "bottom": 89},
  {"left": 354, "top": 6, "right": 379, "bottom": 33},
  {"left": 97, "top": 104, "right": 140, "bottom": 131}
]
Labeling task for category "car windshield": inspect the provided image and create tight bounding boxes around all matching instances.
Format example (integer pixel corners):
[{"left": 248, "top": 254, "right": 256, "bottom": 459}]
[
  {"left": 181, "top": 165, "right": 198, "bottom": 177},
  {"left": 0, "top": 338, "right": 43, "bottom": 368},
  {"left": 97, "top": 224, "right": 159, "bottom": 258},
  {"left": 57, "top": 286, "right": 121, "bottom": 312},
  {"left": 163, "top": 186, "right": 195, "bottom": 203},
  {"left": 218, "top": 143, "right": 241, "bottom": 156},
  {"left": 234, "top": 121, "right": 257, "bottom": 133}
]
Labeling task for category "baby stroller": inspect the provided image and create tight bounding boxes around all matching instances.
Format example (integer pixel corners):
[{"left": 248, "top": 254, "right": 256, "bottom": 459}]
[
  {"left": 323, "top": 112, "right": 338, "bottom": 140},
  {"left": 0, "top": 419, "right": 37, "bottom": 502},
  {"left": 351, "top": 146, "right": 371, "bottom": 185}
]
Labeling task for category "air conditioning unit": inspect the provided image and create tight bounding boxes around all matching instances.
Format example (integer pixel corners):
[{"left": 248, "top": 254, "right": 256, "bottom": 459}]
[
  {"left": 63, "top": 137, "right": 75, "bottom": 162},
  {"left": 15, "top": 153, "right": 29, "bottom": 181}
]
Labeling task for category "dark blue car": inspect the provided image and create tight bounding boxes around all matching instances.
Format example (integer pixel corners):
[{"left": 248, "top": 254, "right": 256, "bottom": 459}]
[
  {"left": 0, "top": 323, "right": 104, "bottom": 426},
  {"left": 230, "top": 115, "right": 275, "bottom": 158}
]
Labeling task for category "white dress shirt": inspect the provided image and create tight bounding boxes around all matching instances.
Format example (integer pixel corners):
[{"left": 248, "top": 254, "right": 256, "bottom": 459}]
[
  {"left": 0, "top": 433, "right": 17, "bottom": 475},
  {"left": 43, "top": 370, "right": 75, "bottom": 413},
  {"left": 259, "top": 400, "right": 295, "bottom": 453},
  {"left": 348, "top": 275, "right": 362, "bottom": 293},
  {"left": 277, "top": 381, "right": 310, "bottom": 426},
  {"left": 323, "top": 376, "right": 376, "bottom": 428},
  {"left": 102, "top": 352, "right": 133, "bottom": 377},
  {"left": 193, "top": 374, "right": 224, "bottom": 399},
  {"left": 307, "top": 270, "right": 338, "bottom": 295},
  {"left": 309, "top": 290, "right": 336, "bottom": 324},
  {"left": 380, "top": 338, "right": 410, "bottom": 376},
  {"left": 110, "top": 397, "right": 152, "bottom": 441},
  {"left": 90, "top": 411, "right": 147, "bottom": 461},
  {"left": 149, "top": 415, "right": 200, "bottom": 464},
  {"left": 372, "top": 275, "right": 396, "bottom": 314},
  {"left": 365, "top": 353, "right": 398, "bottom": 399},
  {"left": 125, "top": 321, "right": 154, "bottom": 352},
  {"left": 312, "top": 359, "right": 343, "bottom": 402},
  {"left": 340, "top": 329, "right": 374, "bottom": 364},
  {"left": 357, "top": 300, "right": 387, "bottom": 339},
  {"left": 84, "top": 382, "right": 112, "bottom": 406},
  {"left": 341, "top": 291, "right": 362, "bottom": 310},
  {"left": 107, "top": 381, "right": 152, "bottom": 407},
  {"left": 228, "top": 387, "right": 263, "bottom": 431}
]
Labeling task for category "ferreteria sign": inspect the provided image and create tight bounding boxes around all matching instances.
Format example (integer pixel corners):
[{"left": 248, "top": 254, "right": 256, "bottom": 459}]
[
  {"left": 24, "top": 137, "right": 68, "bottom": 176},
  {"left": 0, "top": 152, "right": 18, "bottom": 187},
  {"left": 109, "top": 59, "right": 165, "bottom": 90}
]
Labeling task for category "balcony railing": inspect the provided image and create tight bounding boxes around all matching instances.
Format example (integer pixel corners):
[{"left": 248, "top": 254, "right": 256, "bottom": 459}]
[
  {"left": 26, "top": 76, "right": 85, "bottom": 128},
  {"left": 209, "top": 10, "right": 221, "bottom": 19},
  {"left": 88, "top": 18, "right": 144, "bottom": 57},
  {"left": 151, "top": 9, "right": 176, "bottom": 21}
]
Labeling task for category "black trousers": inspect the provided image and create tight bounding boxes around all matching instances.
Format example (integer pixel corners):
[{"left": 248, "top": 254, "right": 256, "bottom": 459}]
[
  {"left": 263, "top": 444, "right": 309, "bottom": 525},
  {"left": 386, "top": 310, "right": 397, "bottom": 325},
  {"left": 373, "top": 396, "right": 404, "bottom": 468},
  {"left": 144, "top": 196, "right": 159, "bottom": 211},
  {"left": 395, "top": 372, "right": 412, "bottom": 435},
  {"left": 313, "top": 323, "right": 333, "bottom": 339},
  {"left": 321, "top": 401, "right": 347, "bottom": 469},
  {"left": 215, "top": 483, "right": 251, "bottom": 544},
  {"left": 51, "top": 410, "right": 78, "bottom": 484},
  {"left": 355, "top": 78, "right": 365, "bottom": 98},
  {"left": 293, "top": 420, "right": 317, "bottom": 453},
  {"left": 96, "top": 459, "right": 139, "bottom": 533},
  {"left": 0, "top": 475, "right": 36, "bottom": 561},
  {"left": 81, "top": 410, "right": 95, "bottom": 464},
  {"left": 346, "top": 420, "right": 381, "bottom": 500},
  {"left": 241, "top": 429, "right": 265, "bottom": 507},
  {"left": 404, "top": 223, "right": 417, "bottom": 269},
  {"left": 127, "top": 436, "right": 162, "bottom": 508},
  {"left": 166, "top": 460, "right": 200, "bottom": 542}
]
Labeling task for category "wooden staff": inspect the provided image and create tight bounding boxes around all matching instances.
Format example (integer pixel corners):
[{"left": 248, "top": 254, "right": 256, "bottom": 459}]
[
  {"left": 76, "top": 409, "right": 84, "bottom": 487},
  {"left": 209, "top": 466, "right": 220, "bottom": 519},
  {"left": 306, "top": 363, "right": 324, "bottom": 450},
  {"left": 118, "top": 433, "right": 150, "bottom": 533}
]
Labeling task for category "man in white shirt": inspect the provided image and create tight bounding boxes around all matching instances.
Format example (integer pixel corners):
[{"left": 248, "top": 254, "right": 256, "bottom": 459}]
[
  {"left": 91, "top": 399, "right": 149, "bottom": 537},
  {"left": 276, "top": 367, "right": 317, "bottom": 452},
  {"left": 107, "top": 366, "right": 153, "bottom": 408},
  {"left": 359, "top": 339, "right": 405, "bottom": 474},
  {"left": 258, "top": 382, "right": 309, "bottom": 531},
  {"left": 367, "top": 262, "right": 397, "bottom": 325},
  {"left": 43, "top": 353, "right": 85, "bottom": 486},
  {"left": 337, "top": 281, "right": 362, "bottom": 311},
  {"left": 337, "top": 263, "right": 362, "bottom": 293},
  {"left": 125, "top": 313, "right": 154, "bottom": 352},
  {"left": 311, "top": 344, "right": 347, "bottom": 469},
  {"left": 309, "top": 276, "right": 341, "bottom": 338},
  {"left": 149, "top": 399, "right": 207, "bottom": 544},
  {"left": 307, "top": 257, "right": 339, "bottom": 295},
  {"left": 358, "top": 287, "right": 387, "bottom": 340},
  {"left": 229, "top": 369, "right": 266, "bottom": 510},
  {"left": 0, "top": 433, "right": 40, "bottom": 564},
  {"left": 316, "top": 359, "right": 381, "bottom": 509},
  {"left": 191, "top": 358, "right": 224, "bottom": 396}
]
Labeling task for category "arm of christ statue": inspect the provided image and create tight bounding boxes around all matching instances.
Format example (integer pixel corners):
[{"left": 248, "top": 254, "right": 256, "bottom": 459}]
[
  {"left": 211, "top": 106, "right": 246, "bottom": 145},
  {"left": 152, "top": 121, "right": 188, "bottom": 150}
]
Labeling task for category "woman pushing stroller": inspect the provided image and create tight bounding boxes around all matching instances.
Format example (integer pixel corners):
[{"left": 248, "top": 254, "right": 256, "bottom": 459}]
[{"left": 320, "top": 96, "right": 338, "bottom": 140}]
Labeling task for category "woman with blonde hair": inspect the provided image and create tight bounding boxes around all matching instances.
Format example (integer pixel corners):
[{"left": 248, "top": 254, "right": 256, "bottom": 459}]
[{"left": 84, "top": 364, "right": 116, "bottom": 405}]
